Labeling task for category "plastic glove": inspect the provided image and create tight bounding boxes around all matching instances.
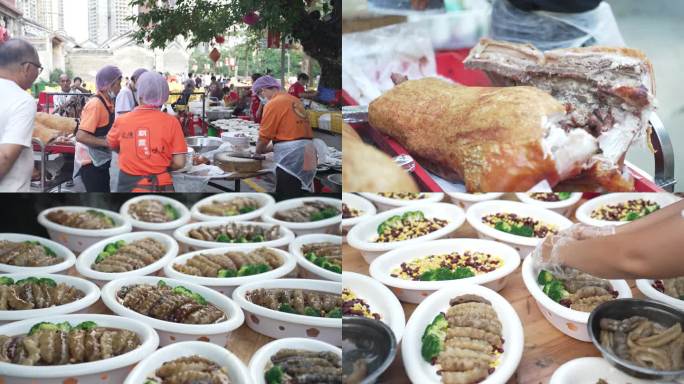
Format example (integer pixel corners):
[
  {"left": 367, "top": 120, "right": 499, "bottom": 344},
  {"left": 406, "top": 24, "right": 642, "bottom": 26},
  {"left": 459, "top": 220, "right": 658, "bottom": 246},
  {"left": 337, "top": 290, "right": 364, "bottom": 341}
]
[{"left": 531, "top": 223, "right": 617, "bottom": 274}]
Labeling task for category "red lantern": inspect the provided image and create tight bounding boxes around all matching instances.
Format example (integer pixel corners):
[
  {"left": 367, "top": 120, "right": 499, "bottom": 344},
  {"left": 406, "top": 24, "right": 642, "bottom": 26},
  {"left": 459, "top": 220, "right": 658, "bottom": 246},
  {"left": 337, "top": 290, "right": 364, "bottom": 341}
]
[
  {"left": 243, "top": 11, "right": 260, "bottom": 25},
  {"left": 215, "top": 35, "right": 225, "bottom": 44},
  {"left": 209, "top": 48, "right": 221, "bottom": 63}
]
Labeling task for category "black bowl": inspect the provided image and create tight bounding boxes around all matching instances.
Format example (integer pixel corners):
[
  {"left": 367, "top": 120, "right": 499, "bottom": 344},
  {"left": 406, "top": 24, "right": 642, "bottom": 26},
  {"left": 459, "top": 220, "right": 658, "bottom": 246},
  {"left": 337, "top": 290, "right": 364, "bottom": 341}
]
[
  {"left": 588, "top": 298, "right": 684, "bottom": 381},
  {"left": 342, "top": 316, "right": 397, "bottom": 384}
]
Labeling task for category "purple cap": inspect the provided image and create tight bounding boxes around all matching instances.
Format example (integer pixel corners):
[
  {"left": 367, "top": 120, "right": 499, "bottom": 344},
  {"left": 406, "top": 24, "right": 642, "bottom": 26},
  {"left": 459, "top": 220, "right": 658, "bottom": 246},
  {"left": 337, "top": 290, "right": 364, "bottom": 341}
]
[
  {"left": 252, "top": 75, "right": 281, "bottom": 94},
  {"left": 136, "top": 71, "right": 170, "bottom": 107},
  {"left": 95, "top": 65, "right": 122, "bottom": 91},
  {"left": 131, "top": 68, "right": 148, "bottom": 82}
]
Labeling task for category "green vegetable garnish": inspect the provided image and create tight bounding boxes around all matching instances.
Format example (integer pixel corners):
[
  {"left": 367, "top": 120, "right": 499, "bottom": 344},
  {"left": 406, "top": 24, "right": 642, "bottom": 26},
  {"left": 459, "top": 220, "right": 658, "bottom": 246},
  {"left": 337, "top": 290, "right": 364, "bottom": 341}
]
[
  {"left": 172, "top": 286, "right": 207, "bottom": 305},
  {"left": 303, "top": 307, "right": 320, "bottom": 317},
  {"left": 252, "top": 234, "right": 265, "bottom": 242},
  {"left": 326, "top": 308, "right": 342, "bottom": 318},
  {"left": 144, "top": 380, "right": 159, "bottom": 384},
  {"left": 28, "top": 321, "right": 72, "bottom": 335},
  {"left": 239, "top": 206, "right": 257, "bottom": 214},
  {"left": 402, "top": 210, "right": 425, "bottom": 223},
  {"left": 557, "top": 192, "right": 572, "bottom": 200},
  {"left": 237, "top": 263, "right": 271, "bottom": 277},
  {"left": 421, "top": 313, "right": 448, "bottom": 362},
  {"left": 75, "top": 321, "right": 97, "bottom": 331},
  {"left": 164, "top": 204, "right": 180, "bottom": 220},
  {"left": 419, "top": 267, "right": 474, "bottom": 281},
  {"left": 494, "top": 221, "right": 534, "bottom": 237},
  {"left": 216, "top": 234, "right": 232, "bottom": 243},
  {"left": 157, "top": 280, "right": 168, "bottom": 288},
  {"left": 542, "top": 279, "right": 570, "bottom": 303},
  {"left": 217, "top": 269, "right": 237, "bottom": 278},
  {"left": 537, "top": 270, "right": 555, "bottom": 285},
  {"left": 265, "top": 365, "right": 284, "bottom": 384},
  {"left": 24, "top": 240, "right": 57, "bottom": 257},
  {"left": 626, "top": 212, "right": 640, "bottom": 221},
  {"left": 304, "top": 252, "right": 341, "bottom": 274},
  {"left": 87, "top": 209, "right": 115, "bottom": 226},
  {"left": 377, "top": 215, "right": 403, "bottom": 235},
  {"left": 0, "top": 276, "right": 14, "bottom": 285},
  {"left": 278, "top": 303, "right": 296, "bottom": 313},
  {"left": 309, "top": 207, "right": 340, "bottom": 222},
  {"left": 15, "top": 277, "right": 39, "bottom": 285},
  {"left": 96, "top": 240, "right": 126, "bottom": 263},
  {"left": 38, "top": 278, "right": 56, "bottom": 287}
]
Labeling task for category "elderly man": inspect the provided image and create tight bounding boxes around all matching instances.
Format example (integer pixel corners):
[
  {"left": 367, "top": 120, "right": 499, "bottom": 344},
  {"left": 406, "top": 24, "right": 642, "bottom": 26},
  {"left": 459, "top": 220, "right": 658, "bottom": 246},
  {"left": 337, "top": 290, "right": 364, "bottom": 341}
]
[
  {"left": 53, "top": 74, "right": 78, "bottom": 117},
  {"left": 0, "top": 38, "right": 41, "bottom": 191}
]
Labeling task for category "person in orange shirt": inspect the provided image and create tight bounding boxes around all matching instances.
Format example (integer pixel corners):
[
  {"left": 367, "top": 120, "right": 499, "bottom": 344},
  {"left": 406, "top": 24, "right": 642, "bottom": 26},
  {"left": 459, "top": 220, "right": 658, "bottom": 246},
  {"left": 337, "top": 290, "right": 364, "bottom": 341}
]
[
  {"left": 253, "top": 75, "right": 317, "bottom": 196},
  {"left": 75, "top": 65, "right": 121, "bottom": 192},
  {"left": 107, "top": 72, "right": 188, "bottom": 192}
]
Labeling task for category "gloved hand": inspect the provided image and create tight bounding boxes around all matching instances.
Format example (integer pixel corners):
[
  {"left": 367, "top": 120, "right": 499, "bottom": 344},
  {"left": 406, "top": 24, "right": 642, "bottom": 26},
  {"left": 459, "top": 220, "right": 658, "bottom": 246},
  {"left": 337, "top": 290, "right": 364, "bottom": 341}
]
[{"left": 531, "top": 223, "right": 617, "bottom": 273}]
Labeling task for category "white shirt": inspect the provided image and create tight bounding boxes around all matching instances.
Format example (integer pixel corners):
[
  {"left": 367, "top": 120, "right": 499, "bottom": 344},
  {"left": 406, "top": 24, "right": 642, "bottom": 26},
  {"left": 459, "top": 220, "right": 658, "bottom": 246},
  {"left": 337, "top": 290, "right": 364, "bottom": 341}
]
[
  {"left": 115, "top": 86, "right": 137, "bottom": 116},
  {"left": 53, "top": 88, "right": 79, "bottom": 113},
  {"left": 0, "top": 78, "right": 36, "bottom": 192}
]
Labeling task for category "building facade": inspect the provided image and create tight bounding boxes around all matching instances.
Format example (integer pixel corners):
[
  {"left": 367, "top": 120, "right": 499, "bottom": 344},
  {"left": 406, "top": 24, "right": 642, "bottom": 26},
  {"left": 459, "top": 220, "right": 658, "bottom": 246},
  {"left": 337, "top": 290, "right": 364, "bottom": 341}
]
[{"left": 88, "top": 0, "right": 134, "bottom": 45}]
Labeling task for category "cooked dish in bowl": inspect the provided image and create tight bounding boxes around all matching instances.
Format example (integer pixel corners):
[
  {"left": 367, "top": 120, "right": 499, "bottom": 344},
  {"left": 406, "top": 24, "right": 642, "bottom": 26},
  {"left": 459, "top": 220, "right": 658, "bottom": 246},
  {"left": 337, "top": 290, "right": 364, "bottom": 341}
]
[
  {"left": 128, "top": 200, "right": 180, "bottom": 223},
  {"left": 173, "top": 247, "right": 283, "bottom": 278},
  {"left": 302, "top": 242, "right": 341, "bottom": 274},
  {"left": 342, "top": 203, "right": 362, "bottom": 219},
  {"left": 528, "top": 192, "right": 572, "bottom": 202},
  {"left": 377, "top": 192, "right": 425, "bottom": 200},
  {"left": 537, "top": 267, "right": 618, "bottom": 312},
  {"left": 247, "top": 288, "right": 342, "bottom": 318},
  {"left": 652, "top": 277, "right": 684, "bottom": 301},
  {"left": 599, "top": 316, "right": 684, "bottom": 371},
  {"left": 342, "top": 288, "right": 381, "bottom": 320},
  {"left": 0, "top": 276, "right": 84, "bottom": 310},
  {"left": 116, "top": 281, "right": 227, "bottom": 324},
  {"left": 273, "top": 201, "right": 340, "bottom": 222},
  {"left": 187, "top": 223, "right": 281, "bottom": 243},
  {"left": 91, "top": 238, "right": 167, "bottom": 273},
  {"left": 144, "top": 355, "right": 231, "bottom": 383},
  {"left": 198, "top": 196, "right": 261, "bottom": 217},
  {"left": 264, "top": 348, "right": 341, "bottom": 384},
  {"left": 46, "top": 209, "right": 116, "bottom": 229},
  {"left": 0, "top": 240, "right": 61, "bottom": 267},
  {"left": 482, "top": 213, "right": 558, "bottom": 238},
  {"left": 0, "top": 320, "right": 140, "bottom": 365},
  {"left": 374, "top": 211, "right": 449, "bottom": 243},
  {"left": 391, "top": 251, "right": 503, "bottom": 281},
  {"left": 421, "top": 294, "right": 503, "bottom": 383},
  {"left": 590, "top": 199, "right": 660, "bottom": 221}
]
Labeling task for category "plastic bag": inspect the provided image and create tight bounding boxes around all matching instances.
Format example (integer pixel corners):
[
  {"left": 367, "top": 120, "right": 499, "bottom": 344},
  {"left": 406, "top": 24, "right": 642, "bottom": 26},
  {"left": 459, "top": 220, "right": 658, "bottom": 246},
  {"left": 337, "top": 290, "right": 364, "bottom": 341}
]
[
  {"left": 172, "top": 172, "right": 210, "bottom": 192},
  {"left": 490, "top": 0, "right": 625, "bottom": 51},
  {"left": 273, "top": 140, "right": 317, "bottom": 192}
]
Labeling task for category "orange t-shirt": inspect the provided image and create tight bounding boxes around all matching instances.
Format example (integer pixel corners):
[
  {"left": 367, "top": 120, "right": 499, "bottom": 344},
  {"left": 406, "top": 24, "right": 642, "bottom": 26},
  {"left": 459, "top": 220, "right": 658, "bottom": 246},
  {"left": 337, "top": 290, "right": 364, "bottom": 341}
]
[
  {"left": 107, "top": 107, "right": 187, "bottom": 185},
  {"left": 259, "top": 93, "right": 312, "bottom": 142},
  {"left": 78, "top": 92, "right": 114, "bottom": 165}
]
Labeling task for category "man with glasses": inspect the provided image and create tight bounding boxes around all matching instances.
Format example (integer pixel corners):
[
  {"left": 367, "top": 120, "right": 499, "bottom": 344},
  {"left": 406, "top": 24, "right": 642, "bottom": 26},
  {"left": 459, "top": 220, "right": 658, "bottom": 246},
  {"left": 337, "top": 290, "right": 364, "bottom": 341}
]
[{"left": 0, "top": 38, "right": 41, "bottom": 191}]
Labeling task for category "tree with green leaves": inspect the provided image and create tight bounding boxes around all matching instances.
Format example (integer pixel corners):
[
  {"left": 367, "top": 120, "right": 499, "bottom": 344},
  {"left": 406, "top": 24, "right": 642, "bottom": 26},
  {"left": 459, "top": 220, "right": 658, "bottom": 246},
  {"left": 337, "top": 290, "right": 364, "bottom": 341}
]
[{"left": 128, "top": 0, "right": 340, "bottom": 89}]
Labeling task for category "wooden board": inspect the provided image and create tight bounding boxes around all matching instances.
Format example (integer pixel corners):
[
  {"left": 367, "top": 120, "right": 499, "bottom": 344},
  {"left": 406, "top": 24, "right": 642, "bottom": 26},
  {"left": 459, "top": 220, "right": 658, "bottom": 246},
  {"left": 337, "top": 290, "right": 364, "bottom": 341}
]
[{"left": 342, "top": 197, "right": 645, "bottom": 384}]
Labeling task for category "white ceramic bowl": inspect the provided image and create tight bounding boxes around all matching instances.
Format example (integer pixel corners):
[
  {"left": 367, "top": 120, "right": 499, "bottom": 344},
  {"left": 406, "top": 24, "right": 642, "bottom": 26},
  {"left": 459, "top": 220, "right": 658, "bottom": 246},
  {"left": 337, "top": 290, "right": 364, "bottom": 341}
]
[
  {"left": 0, "top": 233, "right": 76, "bottom": 274},
  {"left": 341, "top": 192, "right": 377, "bottom": 236},
  {"left": 360, "top": 192, "right": 445, "bottom": 212},
  {"left": 124, "top": 341, "right": 251, "bottom": 384},
  {"left": 347, "top": 202, "right": 466, "bottom": 264},
  {"left": 466, "top": 200, "right": 574, "bottom": 258},
  {"left": 575, "top": 193, "right": 681, "bottom": 227},
  {"left": 248, "top": 338, "right": 341, "bottom": 384},
  {"left": 521, "top": 256, "right": 632, "bottom": 342},
  {"left": 549, "top": 357, "right": 656, "bottom": 384},
  {"left": 636, "top": 279, "right": 684, "bottom": 312},
  {"left": 173, "top": 221, "right": 296, "bottom": 254},
  {"left": 0, "top": 273, "right": 100, "bottom": 324},
  {"left": 343, "top": 271, "right": 405, "bottom": 342},
  {"left": 289, "top": 234, "right": 342, "bottom": 282},
  {"left": 0, "top": 314, "right": 159, "bottom": 384},
  {"left": 75, "top": 232, "right": 179, "bottom": 287},
  {"left": 119, "top": 195, "right": 191, "bottom": 235},
  {"left": 232, "top": 278, "right": 342, "bottom": 346},
  {"left": 37, "top": 206, "right": 133, "bottom": 253},
  {"left": 446, "top": 192, "right": 504, "bottom": 209},
  {"left": 101, "top": 276, "right": 244, "bottom": 346},
  {"left": 190, "top": 192, "right": 276, "bottom": 222},
  {"left": 261, "top": 197, "right": 342, "bottom": 236},
  {"left": 401, "top": 284, "right": 524, "bottom": 384},
  {"left": 369, "top": 238, "right": 520, "bottom": 304},
  {"left": 163, "top": 246, "right": 297, "bottom": 296},
  {"left": 515, "top": 192, "right": 583, "bottom": 217}
]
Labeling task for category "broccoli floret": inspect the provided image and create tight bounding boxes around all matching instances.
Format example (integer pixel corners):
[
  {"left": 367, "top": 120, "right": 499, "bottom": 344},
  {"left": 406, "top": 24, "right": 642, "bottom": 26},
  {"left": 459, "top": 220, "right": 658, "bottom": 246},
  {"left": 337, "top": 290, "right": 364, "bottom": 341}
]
[
  {"left": 0, "top": 276, "right": 14, "bottom": 285},
  {"left": 237, "top": 263, "right": 270, "bottom": 277},
  {"left": 626, "top": 211, "right": 640, "bottom": 221},
  {"left": 310, "top": 207, "right": 339, "bottom": 222},
  {"left": 172, "top": 286, "right": 207, "bottom": 304},
  {"left": 56, "top": 321, "right": 72, "bottom": 332},
  {"left": 95, "top": 251, "right": 110, "bottom": 264},
  {"left": 191, "top": 292, "right": 207, "bottom": 305},
  {"left": 265, "top": 365, "right": 284, "bottom": 384},
  {"left": 510, "top": 224, "right": 534, "bottom": 237},
  {"left": 172, "top": 286, "right": 192, "bottom": 295},
  {"left": 377, "top": 215, "right": 402, "bottom": 234},
  {"left": 326, "top": 308, "right": 342, "bottom": 318},
  {"left": 326, "top": 264, "right": 342, "bottom": 274},
  {"left": 16, "top": 277, "right": 39, "bottom": 285},
  {"left": 217, "top": 269, "right": 237, "bottom": 278},
  {"left": 646, "top": 204, "right": 660, "bottom": 214},
  {"left": 157, "top": 280, "right": 168, "bottom": 288},
  {"left": 303, "top": 307, "right": 320, "bottom": 317},
  {"left": 28, "top": 321, "right": 71, "bottom": 335},
  {"left": 494, "top": 221, "right": 512, "bottom": 233},
  {"left": 537, "top": 270, "right": 555, "bottom": 286},
  {"left": 278, "top": 303, "right": 296, "bottom": 313},
  {"left": 38, "top": 278, "right": 56, "bottom": 287},
  {"left": 402, "top": 211, "right": 425, "bottom": 223},
  {"left": 164, "top": 204, "right": 180, "bottom": 220},
  {"left": 420, "top": 267, "right": 474, "bottom": 281},
  {"left": 423, "top": 313, "right": 448, "bottom": 340},
  {"left": 144, "top": 380, "right": 159, "bottom": 384},
  {"left": 305, "top": 252, "right": 318, "bottom": 263},
  {"left": 239, "top": 206, "right": 257, "bottom": 214},
  {"left": 216, "top": 234, "right": 232, "bottom": 243},
  {"left": 452, "top": 267, "right": 475, "bottom": 279},
  {"left": 421, "top": 313, "right": 448, "bottom": 363},
  {"left": 557, "top": 192, "right": 572, "bottom": 201},
  {"left": 75, "top": 321, "right": 97, "bottom": 331},
  {"left": 435, "top": 268, "right": 456, "bottom": 281},
  {"left": 103, "top": 242, "right": 119, "bottom": 253},
  {"left": 253, "top": 234, "right": 265, "bottom": 242},
  {"left": 419, "top": 269, "right": 439, "bottom": 281},
  {"left": 545, "top": 280, "right": 570, "bottom": 302}
]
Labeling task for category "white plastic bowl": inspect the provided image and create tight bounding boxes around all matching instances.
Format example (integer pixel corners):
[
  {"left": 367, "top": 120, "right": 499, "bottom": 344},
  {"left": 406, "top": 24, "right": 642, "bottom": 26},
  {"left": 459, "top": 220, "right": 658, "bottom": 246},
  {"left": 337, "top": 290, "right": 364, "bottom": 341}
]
[
  {"left": 575, "top": 193, "right": 681, "bottom": 227},
  {"left": 289, "top": 234, "right": 342, "bottom": 282},
  {"left": 549, "top": 357, "right": 656, "bottom": 384},
  {"left": 124, "top": 341, "right": 251, "bottom": 384},
  {"left": 0, "top": 314, "right": 159, "bottom": 384},
  {"left": 232, "top": 278, "right": 342, "bottom": 346},
  {"left": 446, "top": 192, "right": 504, "bottom": 209},
  {"left": 369, "top": 238, "right": 520, "bottom": 304},
  {"left": 521, "top": 256, "right": 632, "bottom": 342},
  {"left": 173, "top": 221, "right": 295, "bottom": 254},
  {"left": 75, "top": 232, "right": 179, "bottom": 287},
  {"left": 37, "top": 206, "right": 133, "bottom": 253},
  {"left": 347, "top": 202, "right": 466, "bottom": 264},
  {"left": 515, "top": 192, "right": 583, "bottom": 217},
  {"left": 636, "top": 279, "right": 684, "bottom": 312},
  {"left": 360, "top": 192, "right": 445, "bottom": 212},
  {"left": 190, "top": 192, "right": 276, "bottom": 222},
  {"left": 402, "top": 284, "right": 524, "bottom": 384},
  {"left": 466, "top": 200, "right": 573, "bottom": 258},
  {"left": 261, "top": 197, "right": 342, "bottom": 236},
  {"left": 248, "top": 338, "right": 341, "bottom": 384},
  {"left": 0, "top": 233, "right": 76, "bottom": 274},
  {"left": 343, "top": 271, "right": 405, "bottom": 342},
  {"left": 101, "top": 276, "right": 244, "bottom": 346},
  {"left": 0, "top": 273, "right": 100, "bottom": 324},
  {"left": 341, "top": 192, "right": 377, "bottom": 237},
  {"left": 119, "top": 195, "right": 191, "bottom": 235},
  {"left": 163, "top": 246, "right": 297, "bottom": 296}
]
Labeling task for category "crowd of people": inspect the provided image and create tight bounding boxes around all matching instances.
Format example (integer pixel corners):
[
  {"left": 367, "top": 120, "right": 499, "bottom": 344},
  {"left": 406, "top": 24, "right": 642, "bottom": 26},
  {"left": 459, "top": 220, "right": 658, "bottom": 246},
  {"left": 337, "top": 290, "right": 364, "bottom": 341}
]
[{"left": 0, "top": 37, "right": 323, "bottom": 195}]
